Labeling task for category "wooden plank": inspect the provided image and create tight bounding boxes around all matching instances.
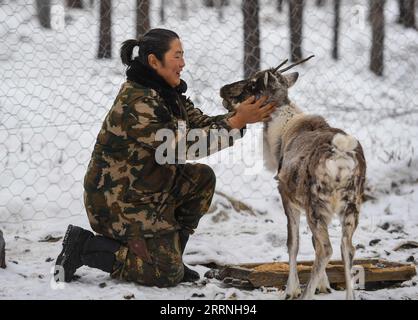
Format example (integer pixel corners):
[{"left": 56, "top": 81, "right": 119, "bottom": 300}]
[
  {"left": 237, "top": 258, "right": 399, "bottom": 269},
  {"left": 220, "top": 266, "right": 254, "bottom": 280},
  {"left": 219, "top": 259, "right": 416, "bottom": 289}
]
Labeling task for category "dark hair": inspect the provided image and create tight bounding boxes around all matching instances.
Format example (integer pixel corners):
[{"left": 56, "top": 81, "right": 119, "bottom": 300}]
[{"left": 120, "top": 28, "right": 180, "bottom": 67}]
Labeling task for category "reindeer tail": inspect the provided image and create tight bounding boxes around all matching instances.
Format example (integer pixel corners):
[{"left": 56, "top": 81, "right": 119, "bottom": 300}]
[
  {"left": 323, "top": 133, "right": 359, "bottom": 185},
  {"left": 332, "top": 133, "right": 358, "bottom": 153}
]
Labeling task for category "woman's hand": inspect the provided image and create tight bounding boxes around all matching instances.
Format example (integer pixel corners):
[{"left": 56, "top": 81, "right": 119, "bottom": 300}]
[{"left": 227, "top": 96, "right": 277, "bottom": 129}]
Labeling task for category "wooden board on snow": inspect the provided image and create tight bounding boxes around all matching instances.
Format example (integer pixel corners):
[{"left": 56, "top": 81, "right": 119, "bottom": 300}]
[{"left": 212, "top": 259, "right": 416, "bottom": 290}]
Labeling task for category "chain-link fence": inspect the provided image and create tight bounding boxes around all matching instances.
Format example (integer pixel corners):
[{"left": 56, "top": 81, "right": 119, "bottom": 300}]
[{"left": 1, "top": 0, "right": 417, "bottom": 223}]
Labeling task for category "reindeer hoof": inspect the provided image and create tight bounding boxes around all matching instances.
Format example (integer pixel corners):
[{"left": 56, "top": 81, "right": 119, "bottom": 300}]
[
  {"left": 316, "top": 276, "right": 332, "bottom": 294},
  {"left": 285, "top": 289, "right": 302, "bottom": 300},
  {"left": 315, "top": 286, "right": 332, "bottom": 294}
]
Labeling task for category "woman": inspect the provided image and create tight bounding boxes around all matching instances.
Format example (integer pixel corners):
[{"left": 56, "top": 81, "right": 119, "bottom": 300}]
[{"left": 54, "top": 28, "right": 276, "bottom": 287}]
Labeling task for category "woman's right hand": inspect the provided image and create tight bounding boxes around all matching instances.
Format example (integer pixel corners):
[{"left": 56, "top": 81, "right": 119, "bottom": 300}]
[{"left": 228, "top": 96, "right": 277, "bottom": 129}]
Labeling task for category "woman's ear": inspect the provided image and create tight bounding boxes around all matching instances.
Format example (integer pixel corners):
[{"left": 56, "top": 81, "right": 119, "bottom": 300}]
[{"left": 147, "top": 53, "right": 159, "bottom": 70}]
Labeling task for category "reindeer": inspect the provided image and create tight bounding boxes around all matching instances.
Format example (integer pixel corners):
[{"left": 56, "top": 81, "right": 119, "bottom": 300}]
[{"left": 220, "top": 57, "right": 366, "bottom": 300}]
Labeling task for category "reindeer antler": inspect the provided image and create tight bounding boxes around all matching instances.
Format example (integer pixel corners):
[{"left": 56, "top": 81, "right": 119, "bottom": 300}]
[
  {"left": 278, "top": 55, "right": 315, "bottom": 73},
  {"left": 273, "top": 59, "right": 289, "bottom": 73}
]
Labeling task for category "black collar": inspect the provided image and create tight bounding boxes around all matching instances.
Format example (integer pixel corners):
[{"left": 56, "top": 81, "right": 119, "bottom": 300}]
[{"left": 126, "top": 61, "right": 187, "bottom": 118}]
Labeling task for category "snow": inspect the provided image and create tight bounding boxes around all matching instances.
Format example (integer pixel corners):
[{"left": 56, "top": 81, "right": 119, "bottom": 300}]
[{"left": 1, "top": 0, "right": 418, "bottom": 300}]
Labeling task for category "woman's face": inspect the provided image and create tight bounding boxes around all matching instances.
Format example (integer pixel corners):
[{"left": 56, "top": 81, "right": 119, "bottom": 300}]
[{"left": 151, "top": 38, "right": 185, "bottom": 88}]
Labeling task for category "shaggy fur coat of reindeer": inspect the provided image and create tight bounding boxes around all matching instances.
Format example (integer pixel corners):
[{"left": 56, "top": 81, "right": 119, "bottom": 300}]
[{"left": 220, "top": 63, "right": 366, "bottom": 300}]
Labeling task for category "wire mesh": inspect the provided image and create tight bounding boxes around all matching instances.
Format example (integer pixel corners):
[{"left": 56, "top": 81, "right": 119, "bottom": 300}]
[{"left": 1, "top": 0, "right": 417, "bottom": 223}]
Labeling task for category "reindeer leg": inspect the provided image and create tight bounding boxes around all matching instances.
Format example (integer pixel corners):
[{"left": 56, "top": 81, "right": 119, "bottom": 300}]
[
  {"left": 279, "top": 188, "right": 301, "bottom": 300},
  {"left": 301, "top": 210, "right": 332, "bottom": 300},
  {"left": 312, "top": 236, "right": 332, "bottom": 294},
  {"left": 341, "top": 202, "right": 359, "bottom": 300},
  {"left": 316, "top": 271, "right": 332, "bottom": 294},
  {"left": 284, "top": 209, "right": 301, "bottom": 300}
]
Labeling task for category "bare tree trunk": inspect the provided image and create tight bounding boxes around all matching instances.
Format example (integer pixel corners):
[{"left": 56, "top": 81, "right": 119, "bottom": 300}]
[
  {"left": 66, "top": 0, "right": 83, "bottom": 8},
  {"left": 136, "top": 0, "right": 150, "bottom": 38},
  {"left": 0, "top": 230, "right": 6, "bottom": 269},
  {"left": 332, "top": 0, "right": 340, "bottom": 60},
  {"left": 397, "top": 0, "right": 406, "bottom": 23},
  {"left": 36, "top": 0, "right": 51, "bottom": 29},
  {"left": 180, "top": 0, "right": 188, "bottom": 20},
  {"left": 370, "top": 0, "right": 385, "bottom": 76},
  {"left": 98, "top": 0, "right": 112, "bottom": 59},
  {"left": 403, "top": 0, "right": 416, "bottom": 28},
  {"left": 243, "top": 0, "right": 260, "bottom": 79},
  {"left": 204, "top": 0, "right": 229, "bottom": 8},
  {"left": 215, "top": 0, "right": 224, "bottom": 21},
  {"left": 316, "top": 0, "right": 325, "bottom": 6},
  {"left": 289, "top": 0, "right": 304, "bottom": 62},
  {"left": 277, "top": 0, "right": 285, "bottom": 12},
  {"left": 160, "top": 0, "right": 166, "bottom": 23}
]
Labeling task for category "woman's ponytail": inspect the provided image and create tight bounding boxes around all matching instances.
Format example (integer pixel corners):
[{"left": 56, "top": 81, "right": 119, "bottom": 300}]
[{"left": 120, "top": 39, "right": 140, "bottom": 66}]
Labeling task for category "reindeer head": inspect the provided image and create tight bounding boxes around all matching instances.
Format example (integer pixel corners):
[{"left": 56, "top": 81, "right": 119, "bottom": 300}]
[{"left": 220, "top": 55, "right": 314, "bottom": 111}]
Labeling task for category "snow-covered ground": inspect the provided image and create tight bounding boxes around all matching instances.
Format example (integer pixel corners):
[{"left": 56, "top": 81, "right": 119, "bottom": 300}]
[{"left": 1, "top": 0, "right": 417, "bottom": 299}]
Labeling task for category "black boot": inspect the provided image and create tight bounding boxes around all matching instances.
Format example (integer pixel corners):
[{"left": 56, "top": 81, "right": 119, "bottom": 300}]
[
  {"left": 54, "top": 225, "right": 94, "bottom": 282},
  {"left": 81, "top": 234, "right": 120, "bottom": 273},
  {"left": 179, "top": 231, "right": 200, "bottom": 282},
  {"left": 54, "top": 225, "right": 121, "bottom": 282}
]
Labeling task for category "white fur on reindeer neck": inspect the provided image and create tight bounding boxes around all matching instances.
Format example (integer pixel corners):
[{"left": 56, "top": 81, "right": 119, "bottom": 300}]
[{"left": 263, "top": 101, "right": 303, "bottom": 173}]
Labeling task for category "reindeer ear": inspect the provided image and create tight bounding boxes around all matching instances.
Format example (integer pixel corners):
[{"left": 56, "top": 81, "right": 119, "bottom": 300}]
[{"left": 284, "top": 72, "right": 299, "bottom": 88}]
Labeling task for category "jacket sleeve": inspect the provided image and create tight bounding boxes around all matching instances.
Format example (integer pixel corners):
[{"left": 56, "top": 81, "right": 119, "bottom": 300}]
[
  {"left": 126, "top": 95, "right": 245, "bottom": 162},
  {"left": 183, "top": 97, "right": 247, "bottom": 159},
  {"left": 183, "top": 97, "right": 235, "bottom": 130}
]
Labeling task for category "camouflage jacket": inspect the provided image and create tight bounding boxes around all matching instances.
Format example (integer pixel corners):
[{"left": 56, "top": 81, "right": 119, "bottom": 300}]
[{"left": 84, "top": 80, "right": 244, "bottom": 235}]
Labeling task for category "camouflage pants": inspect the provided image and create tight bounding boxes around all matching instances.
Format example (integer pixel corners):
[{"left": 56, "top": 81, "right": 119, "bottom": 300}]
[{"left": 85, "top": 163, "right": 216, "bottom": 287}]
